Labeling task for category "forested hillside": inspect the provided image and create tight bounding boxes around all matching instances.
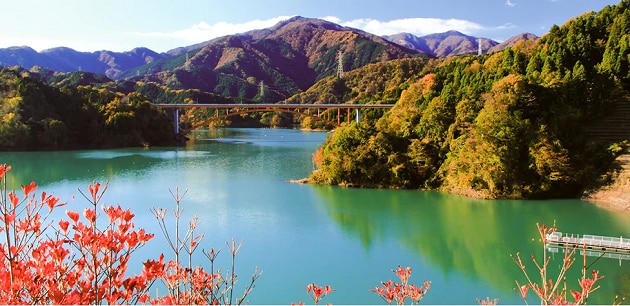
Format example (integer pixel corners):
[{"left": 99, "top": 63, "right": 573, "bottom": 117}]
[
  {"left": 0, "top": 68, "right": 175, "bottom": 150},
  {"left": 118, "top": 17, "right": 423, "bottom": 103},
  {"left": 385, "top": 31, "right": 502, "bottom": 57},
  {"left": 309, "top": 1, "right": 630, "bottom": 199},
  {"left": 0, "top": 47, "right": 166, "bottom": 79},
  {"left": 0, "top": 16, "right": 539, "bottom": 109}
]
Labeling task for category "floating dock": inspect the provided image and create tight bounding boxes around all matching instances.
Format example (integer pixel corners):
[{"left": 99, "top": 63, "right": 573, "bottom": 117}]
[{"left": 546, "top": 231, "right": 630, "bottom": 254}]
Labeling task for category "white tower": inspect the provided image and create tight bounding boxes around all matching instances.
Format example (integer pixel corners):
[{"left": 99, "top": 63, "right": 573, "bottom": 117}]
[
  {"left": 478, "top": 38, "right": 483, "bottom": 56},
  {"left": 337, "top": 50, "right": 344, "bottom": 78}
]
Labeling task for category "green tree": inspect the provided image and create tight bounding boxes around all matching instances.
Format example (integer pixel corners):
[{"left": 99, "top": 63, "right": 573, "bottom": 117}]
[
  {"left": 440, "top": 75, "right": 532, "bottom": 198},
  {"left": 527, "top": 125, "right": 575, "bottom": 197}
]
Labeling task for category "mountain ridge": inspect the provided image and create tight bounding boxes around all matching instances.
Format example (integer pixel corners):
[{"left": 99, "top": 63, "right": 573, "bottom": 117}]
[
  {"left": 0, "top": 46, "right": 169, "bottom": 79},
  {"left": 0, "top": 16, "right": 538, "bottom": 103},
  {"left": 114, "top": 16, "right": 425, "bottom": 101},
  {"left": 0, "top": 16, "right": 536, "bottom": 77},
  {"left": 383, "top": 30, "right": 538, "bottom": 57}
]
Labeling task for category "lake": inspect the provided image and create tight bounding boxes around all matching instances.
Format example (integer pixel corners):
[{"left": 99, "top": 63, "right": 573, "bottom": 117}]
[{"left": 1, "top": 128, "right": 630, "bottom": 304}]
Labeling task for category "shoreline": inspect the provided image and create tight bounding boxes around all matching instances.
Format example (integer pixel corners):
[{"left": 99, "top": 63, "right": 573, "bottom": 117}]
[
  {"left": 291, "top": 176, "right": 630, "bottom": 214},
  {"left": 289, "top": 177, "right": 312, "bottom": 184},
  {"left": 582, "top": 184, "right": 630, "bottom": 213},
  {"left": 584, "top": 197, "right": 630, "bottom": 213},
  {"left": 299, "top": 127, "right": 333, "bottom": 132},
  {"left": 293, "top": 144, "right": 630, "bottom": 214},
  {"left": 582, "top": 149, "right": 630, "bottom": 213}
]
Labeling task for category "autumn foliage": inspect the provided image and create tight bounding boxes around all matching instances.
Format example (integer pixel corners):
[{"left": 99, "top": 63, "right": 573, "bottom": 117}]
[
  {"left": 0, "top": 164, "right": 159, "bottom": 304},
  {"left": 309, "top": 2, "right": 630, "bottom": 200},
  {"left": 291, "top": 283, "right": 335, "bottom": 306},
  {"left": 371, "top": 265, "right": 431, "bottom": 305},
  {"left": 511, "top": 223, "right": 623, "bottom": 305},
  {"left": 0, "top": 164, "right": 260, "bottom": 304},
  {"left": 150, "top": 187, "right": 262, "bottom": 304}
]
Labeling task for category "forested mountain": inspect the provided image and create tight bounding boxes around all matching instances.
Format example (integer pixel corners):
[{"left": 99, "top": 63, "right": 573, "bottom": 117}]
[
  {"left": 0, "top": 46, "right": 167, "bottom": 79},
  {"left": 0, "top": 67, "right": 175, "bottom": 150},
  {"left": 22, "top": 66, "right": 117, "bottom": 88},
  {"left": 487, "top": 33, "right": 539, "bottom": 54},
  {"left": 385, "top": 31, "right": 507, "bottom": 57},
  {"left": 0, "top": 47, "right": 65, "bottom": 72},
  {"left": 308, "top": 1, "right": 630, "bottom": 200},
  {"left": 118, "top": 16, "right": 424, "bottom": 102},
  {"left": 0, "top": 17, "right": 532, "bottom": 104}
]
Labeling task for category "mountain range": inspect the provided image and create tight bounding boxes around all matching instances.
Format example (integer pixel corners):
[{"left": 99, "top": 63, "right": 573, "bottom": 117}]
[{"left": 0, "top": 16, "right": 538, "bottom": 102}]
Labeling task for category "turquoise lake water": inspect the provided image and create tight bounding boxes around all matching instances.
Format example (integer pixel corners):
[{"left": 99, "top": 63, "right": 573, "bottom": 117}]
[{"left": 1, "top": 128, "right": 630, "bottom": 304}]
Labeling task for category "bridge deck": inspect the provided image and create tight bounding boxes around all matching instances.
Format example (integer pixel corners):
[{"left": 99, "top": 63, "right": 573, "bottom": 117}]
[
  {"left": 153, "top": 103, "right": 395, "bottom": 109},
  {"left": 546, "top": 231, "right": 630, "bottom": 253},
  {"left": 153, "top": 102, "right": 395, "bottom": 135}
]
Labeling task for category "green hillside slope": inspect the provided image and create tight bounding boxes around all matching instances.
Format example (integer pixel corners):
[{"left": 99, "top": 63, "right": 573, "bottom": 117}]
[
  {"left": 308, "top": 1, "right": 630, "bottom": 200},
  {"left": 0, "top": 68, "right": 175, "bottom": 150}
]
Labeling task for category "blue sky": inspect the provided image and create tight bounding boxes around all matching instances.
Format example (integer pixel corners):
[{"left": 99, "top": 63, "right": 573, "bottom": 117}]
[{"left": 0, "top": 0, "right": 621, "bottom": 53}]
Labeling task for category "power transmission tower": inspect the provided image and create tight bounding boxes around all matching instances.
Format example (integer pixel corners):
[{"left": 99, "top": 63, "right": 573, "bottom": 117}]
[
  {"left": 337, "top": 50, "right": 344, "bottom": 78},
  {"left": 184, "top": 53, "right": 191, "bottom": 70}
]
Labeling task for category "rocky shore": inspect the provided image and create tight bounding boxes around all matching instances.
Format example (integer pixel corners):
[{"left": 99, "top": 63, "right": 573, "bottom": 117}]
[{"left": 583, "top": 151, "right": 630, "bottom": 212}]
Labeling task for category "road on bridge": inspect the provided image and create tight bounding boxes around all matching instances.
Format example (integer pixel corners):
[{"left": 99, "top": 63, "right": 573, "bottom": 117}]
[
  {"left": 152, "top": 103, "right": 395, "bottom": 109},
  {"left": 152, "top": 103, "right": 396, "bottom": 135}
]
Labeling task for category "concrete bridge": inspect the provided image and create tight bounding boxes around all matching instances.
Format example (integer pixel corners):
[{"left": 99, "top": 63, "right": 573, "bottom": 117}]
[{"left": 153, "top": 103, "right": 395, "bottom": 135}]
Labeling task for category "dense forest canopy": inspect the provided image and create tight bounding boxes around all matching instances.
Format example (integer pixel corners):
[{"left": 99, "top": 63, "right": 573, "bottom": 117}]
[
  {"left": 0, "top": 68, "right": 175, "bottom": 150},
  {"left": 309, "top": 1, "right": 630, "bottom": 199}
]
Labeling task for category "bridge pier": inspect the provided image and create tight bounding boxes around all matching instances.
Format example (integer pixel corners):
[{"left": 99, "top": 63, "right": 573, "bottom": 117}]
[
  {"left": 174, "top": 108, "right": 180, "bottom": 135},
  {"left": 347, "top": 108, "right": 350, "bottom": 124},
  {"left": 356, "top": 109, "right": 362, "bottom": 123}
]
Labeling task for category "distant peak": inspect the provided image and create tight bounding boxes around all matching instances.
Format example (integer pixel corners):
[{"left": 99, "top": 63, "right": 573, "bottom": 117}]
[
  {"left": 518, "top": 33, "right": 539, "bottom": 39},
  {"left": 285, "top": 15, "right": 307, "bottom": 22},
  {"left": 41, "top": 46, "right": 78, "bottom": 53},
  {"left": 131, "top": 47, "right": 151, "bottom": 52},
  {"left": 129, "top": 47, "right": 159, "bottom": 55},
  {"left": 423, "top": 30, "right": 469, "bottom": 39},
  {"left": 444, "top": 30, "right": 465, "bottom": 35},
  {"left": 271, "top": 16, "right": 343, "bottom": 31},
  {"left": 6, "top": 46, "right": 37, "bottom": 52}
]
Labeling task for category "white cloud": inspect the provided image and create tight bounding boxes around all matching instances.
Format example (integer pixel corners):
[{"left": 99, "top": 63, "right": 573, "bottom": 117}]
[
  {"left": 321, "top": 16, "right": 342, "bottom": 24},
  {"left": 131, "top": 15, "right": 502, "bottom": 48},
  {"left": 132, "top": 16, "right": 294, "bottom": 42},
  {"left": 339, "top": 17, "right": 486, "bottom": 36},
  {"left": 496, "top": 23, "right": 517, "bottom": 30},
  {"left": 506, "top": 0, "right": 517, "bottom": 7}
]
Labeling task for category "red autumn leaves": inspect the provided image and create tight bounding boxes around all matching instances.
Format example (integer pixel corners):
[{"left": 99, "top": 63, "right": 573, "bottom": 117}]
[
  {"left": 371, "top": 265, "right": 431, "bottom": 305},
  {"left": 307, "top": 283, "right": 334, "bottom": 304},
  {"left": 0, "top": 164, "right": 260, "bottom": 304},
  {"left": 511, "top": 223, "right": 617, "bottom": 305},
  {"left": 294, "top": 266, "right": 431, "bottom": 305},
  {"left": 0, "top": 168, "right": 158, "bottom": 304}
]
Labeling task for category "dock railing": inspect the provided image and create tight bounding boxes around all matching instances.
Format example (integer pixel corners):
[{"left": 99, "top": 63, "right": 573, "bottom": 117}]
[{"left": 545, "top": 231, "right": 630, "bottom": 255}]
